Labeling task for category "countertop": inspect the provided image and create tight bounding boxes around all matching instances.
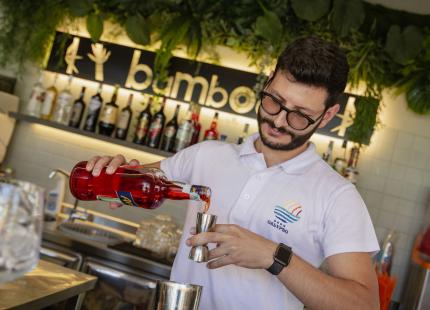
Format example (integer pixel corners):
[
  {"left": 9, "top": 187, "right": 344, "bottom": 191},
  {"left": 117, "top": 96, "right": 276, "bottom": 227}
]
[{"left": 0, "top": 260, "right": 96, "bottom": 310}]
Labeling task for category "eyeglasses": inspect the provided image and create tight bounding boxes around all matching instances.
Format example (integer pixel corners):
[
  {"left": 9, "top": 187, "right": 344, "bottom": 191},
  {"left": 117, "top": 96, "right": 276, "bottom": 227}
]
[{"left": 259, "top": 91, "right": 326, "bottom": 130}]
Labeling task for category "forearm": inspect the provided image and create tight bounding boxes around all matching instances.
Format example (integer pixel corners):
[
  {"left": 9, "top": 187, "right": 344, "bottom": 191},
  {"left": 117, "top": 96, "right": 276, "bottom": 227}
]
[{"left": 277, "top": 254, "right": 378, "bottom": 310}]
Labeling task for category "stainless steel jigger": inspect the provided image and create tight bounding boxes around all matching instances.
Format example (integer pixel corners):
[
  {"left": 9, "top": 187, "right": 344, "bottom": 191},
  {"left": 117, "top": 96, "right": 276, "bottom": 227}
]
[{"left": 189, "top": 212, "right": 217, "bottom": 263}]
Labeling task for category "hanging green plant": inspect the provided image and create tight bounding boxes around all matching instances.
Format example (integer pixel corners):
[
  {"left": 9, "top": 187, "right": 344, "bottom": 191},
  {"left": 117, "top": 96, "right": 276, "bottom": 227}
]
[
  {"left": 124, "top": 14, "right": 151, "bottom": 46},
  {"left": 331, "top": 0, "right": 365, "bottom": 37},
  {"left": 86, "top": 13, "right": 104, "bottom": 42},
  {"left": 291, "top": 0, "right": 330, "bottom": 22},
  {"left": 406, "top": 76, "right": 430, "bottom": 115},
  {"left": 385, "top": 25, "right": 424, "bottom": 65},
  {"left": 346, "top": 96, "right": 380, "bottom": 145}
]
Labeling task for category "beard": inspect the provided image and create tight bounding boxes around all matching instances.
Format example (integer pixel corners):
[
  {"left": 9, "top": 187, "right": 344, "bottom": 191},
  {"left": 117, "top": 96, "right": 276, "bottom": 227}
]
[{"left": 257, "top": 109, "right": 320, "bottom": 151}]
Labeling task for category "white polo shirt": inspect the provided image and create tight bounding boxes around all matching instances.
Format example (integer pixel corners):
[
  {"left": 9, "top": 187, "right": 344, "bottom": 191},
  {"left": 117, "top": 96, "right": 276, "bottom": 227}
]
[{"left": 160, "top": 134, "right": 379, "bottom": 310}]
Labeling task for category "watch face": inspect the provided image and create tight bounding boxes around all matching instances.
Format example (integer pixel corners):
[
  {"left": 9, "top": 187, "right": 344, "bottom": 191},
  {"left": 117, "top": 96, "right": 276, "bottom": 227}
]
[{"left": 275, "top": 244, "right": 291, "bottom": 265}]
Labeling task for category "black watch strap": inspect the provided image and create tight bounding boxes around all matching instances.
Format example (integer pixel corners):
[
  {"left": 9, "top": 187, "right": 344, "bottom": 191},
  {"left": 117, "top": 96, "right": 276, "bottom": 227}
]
[{"left": 266, "top": 243, "right": 292, "bottom": 275}]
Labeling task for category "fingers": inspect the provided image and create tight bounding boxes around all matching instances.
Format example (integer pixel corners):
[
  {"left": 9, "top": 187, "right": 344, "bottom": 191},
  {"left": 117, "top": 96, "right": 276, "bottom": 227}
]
[
  {"left": 91, "top": 155, "right": 113, "bottom": 176},
  {"left": 208, "top": 245, "right": 229, "bottom": 261},
  {"left": 128, "top": 159, "right": 140, "bottom": 166},
  {"left": 207, "top": 255, "right": 234, "bottom": 269},
  {"left": 106, "top": 154, "right": 126, "bottom": 174},
  {"left": 86, "top": 156, "right": 101, "bottom": 171},
  {"left": 186, "top": 232, "right": 226, "bottom": 246}
]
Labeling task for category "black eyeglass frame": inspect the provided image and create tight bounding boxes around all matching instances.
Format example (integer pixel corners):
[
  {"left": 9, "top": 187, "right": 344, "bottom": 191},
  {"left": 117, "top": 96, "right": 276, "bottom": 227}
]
[{"left": 259, "top": 90, "right": 327, "bottom": 130}]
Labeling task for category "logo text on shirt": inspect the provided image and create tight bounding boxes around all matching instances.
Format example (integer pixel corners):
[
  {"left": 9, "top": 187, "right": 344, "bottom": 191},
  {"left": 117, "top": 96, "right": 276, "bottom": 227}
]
[{"left": 267, "top": 202, "right": 302, "bottom": 234}]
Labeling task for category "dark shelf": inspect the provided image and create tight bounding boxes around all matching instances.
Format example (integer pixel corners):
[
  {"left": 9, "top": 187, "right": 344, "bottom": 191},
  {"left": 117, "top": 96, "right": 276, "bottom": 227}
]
[{"left": 9, "top": 112, "right": 174, "bottom": 158}]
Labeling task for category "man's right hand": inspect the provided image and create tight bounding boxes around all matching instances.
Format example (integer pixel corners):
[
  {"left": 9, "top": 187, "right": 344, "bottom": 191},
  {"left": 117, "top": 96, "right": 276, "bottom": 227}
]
[
  {"left": 85, "top": 154, "right": 140, "bottom": 209},
  {"left": 85, "top": 154, "right": 140, "bottom": 176}
]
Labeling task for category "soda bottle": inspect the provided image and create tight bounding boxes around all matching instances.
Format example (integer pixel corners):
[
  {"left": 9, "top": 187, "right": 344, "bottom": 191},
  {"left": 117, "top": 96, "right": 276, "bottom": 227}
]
[{"left": 69, "top": 161, "right": 211, "bottom": 210}]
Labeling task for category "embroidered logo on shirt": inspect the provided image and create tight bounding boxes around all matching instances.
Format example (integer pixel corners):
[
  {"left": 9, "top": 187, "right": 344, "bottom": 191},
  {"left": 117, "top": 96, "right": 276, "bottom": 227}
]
[
  {"left": 274, "top": 203, "right": 302, "bottom": 223},
  {"left": 267, "top": 202, "right": 302, "bottom": 234}
]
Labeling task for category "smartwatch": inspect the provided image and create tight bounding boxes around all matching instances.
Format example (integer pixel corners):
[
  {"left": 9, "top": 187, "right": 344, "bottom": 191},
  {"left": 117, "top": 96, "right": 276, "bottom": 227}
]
[{"left": 266, "top": 243, "right": 292, "bottom": 275}]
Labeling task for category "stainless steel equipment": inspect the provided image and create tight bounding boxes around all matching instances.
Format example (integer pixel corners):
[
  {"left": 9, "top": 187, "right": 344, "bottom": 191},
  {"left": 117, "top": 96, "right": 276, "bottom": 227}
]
[
  {"left": 155, "top": 281, "right": 202, "bottom": 310},
  {"left": 79, "top": 257, "right": 163, "bottom": 309},
  {"left": 40, "top": 241, "right": 83, "bottom": 270},
  {"left": 189, "top": 212, "right": 217, "bottom": 263},
  {"left": 57, "top": 221, "right": 125, "bottom": 245}
]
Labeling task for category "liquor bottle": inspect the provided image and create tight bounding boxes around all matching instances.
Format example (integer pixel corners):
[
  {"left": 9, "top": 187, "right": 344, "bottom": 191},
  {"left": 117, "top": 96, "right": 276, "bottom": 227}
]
[
  {"left": 83, "top": 84, "right": 103, "bottom": 132},
  {"left": 99, "top": 85, "right": 120, "bottom": 136},
  {"left": 322, "top": 140, "right": 334, "bottom": 164},
  {"left": 69, "top": 161, "right": 212, "bottom": 210},
  {"left": 203, "top": 112, "right": 219, "bottom": 141},
  {"left": 220, "top": 134, "right": 228, "bottom": 142},
  {"left": 146, "top": 97, "right": 166, "bottom": 148},
  {"left": 133, "top": 97, "right": 153, "bottom": 144},
  {"left": 51, "top": 75, "right": 73, "bottom": 125},
  {"left": 115, "top": 93, "right": 134, "bottom": 140},
  {"left": 190, "top": 103, "right": 201, "bottom": 145},
  {"left": 333, "top": 140, "right": 347, "bottom": 175},
  {"left": 69, "top": 86, "right": 86, "bottom": 128},
  {"left": 40, "top": 74, "right": 58, "bottom": 120},
  {"left": 25, "top": 75, "right": 45, "bottom": 117},
  {"left": 174, "top": 108, "right": 193, "bottom": 152},
  {"left": 160, "top": 104, "right": 181, "bottom": 152},
  {"left": 344, "top": 145, "right": 360, "bottom": 184},
  {"left": 237, "top": 123, "right": 250, "bottom": 144}
]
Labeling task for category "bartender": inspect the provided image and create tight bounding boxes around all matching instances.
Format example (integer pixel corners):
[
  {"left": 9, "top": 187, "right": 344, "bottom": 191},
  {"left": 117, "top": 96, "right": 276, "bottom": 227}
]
[{"left": 86, "top": 36, "right": 380, "bottom": 310}]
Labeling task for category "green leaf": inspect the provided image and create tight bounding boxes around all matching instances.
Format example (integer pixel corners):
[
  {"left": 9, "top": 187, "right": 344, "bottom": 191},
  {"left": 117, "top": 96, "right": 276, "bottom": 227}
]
[
  {"left": 331, "top": 0, "right": 365, "bottom": 37},
  {"left": 406, "top": 78, "right": 430, "bottom": 114},
  {"left": 125, "top": 14, "right": 150, "bottom": 46},
  {"left": 67, "top": 0, "right": 92, "bottom": 17},
  {"left": 255, "top": 11, "right": 283, "bottom": 46},
  {"left": 385, "top": 25, "right": 424, "bottom": 65},
  {"left": 86, "top": 13, "right": 103, "bottom": 42},
  {"left": 346, "top": 95, "right": 379, "bottom": 145},
  {"left": 291, "top": 0, "right": 330, "bottom": 22}
]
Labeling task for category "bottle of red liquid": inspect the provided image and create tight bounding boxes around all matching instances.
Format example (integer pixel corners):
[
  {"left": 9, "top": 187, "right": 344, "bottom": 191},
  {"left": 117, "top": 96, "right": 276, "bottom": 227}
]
[
  {"left": 69, "top": 161, "right": 211, "bottom": 210},
  {"left": 203, "top": 112, "right": 219, "bottom": 141},
  {"left": 190, "top": 103, "right": 201, "bottom": 145}
]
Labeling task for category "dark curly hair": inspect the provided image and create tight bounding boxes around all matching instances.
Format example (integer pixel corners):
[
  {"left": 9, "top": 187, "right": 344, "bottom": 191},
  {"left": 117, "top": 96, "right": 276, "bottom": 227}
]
[{"left": 270, "top": 36, "right": 349, "bottom": 108}]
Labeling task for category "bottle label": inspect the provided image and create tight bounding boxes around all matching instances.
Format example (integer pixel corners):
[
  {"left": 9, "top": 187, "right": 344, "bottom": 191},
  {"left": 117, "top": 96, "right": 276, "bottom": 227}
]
[
  {"left": 40, "top": 90, "right": 56, "bottom": 116},
  {"left": 26, "top": 87, "right": 45, "bottom": 116},
  {"left": 117, "top": 111, "right": 130, "bottom": 129},
  {"left": 88, "top": 98, "right": 102, "bottom": 112},
  {"left": 70, "top": 104, "right": 83, "bottom": 124},
  {"left": 99, "top": 105, "right": 118, "bottom": 124},
  {"left": 148, "top": 119, "right": 162, "bottom": 139},
  {"left": 163, "top": 126, "right": 176, "bottom": 138},
  {"left": 115, "top": 191, "right": 138, "bottom": 207},
  {"left": 204, "top": 132, "right": 217, "bottom": 140},
  {"left": 180, "top": 184, "right": 209, "bottom": 201},
  {"left": 135, "top": 117, "right": 150, "bottom": 139}
]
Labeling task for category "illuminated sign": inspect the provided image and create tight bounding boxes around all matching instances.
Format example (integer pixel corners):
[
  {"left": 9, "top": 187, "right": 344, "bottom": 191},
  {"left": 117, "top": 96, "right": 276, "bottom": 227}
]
[{"left": 46, "top": 32, "right": 374, "bottom": 144}]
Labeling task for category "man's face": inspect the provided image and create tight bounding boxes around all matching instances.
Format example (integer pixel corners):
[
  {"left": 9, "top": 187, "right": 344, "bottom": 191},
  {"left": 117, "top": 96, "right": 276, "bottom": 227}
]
[{"left": 258, "top": 72, "right": 335, "bottom": 151}]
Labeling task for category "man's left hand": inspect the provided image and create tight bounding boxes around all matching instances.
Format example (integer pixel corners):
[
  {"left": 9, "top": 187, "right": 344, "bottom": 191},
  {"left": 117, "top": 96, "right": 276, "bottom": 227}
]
[{"left": 186, "top": 224, "right": 278, "bottom": 270}]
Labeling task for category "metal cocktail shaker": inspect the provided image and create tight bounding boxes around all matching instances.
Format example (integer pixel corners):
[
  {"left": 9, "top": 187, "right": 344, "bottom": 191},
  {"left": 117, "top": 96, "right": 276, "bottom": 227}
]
[{"left": 154, "top": 281, "right": 202, "bottom": 310}]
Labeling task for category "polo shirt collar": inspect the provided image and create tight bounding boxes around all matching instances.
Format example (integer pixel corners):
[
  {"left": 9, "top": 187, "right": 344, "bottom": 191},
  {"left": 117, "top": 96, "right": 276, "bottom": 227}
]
[{"left": 238, "top": 133, "right": 320, "bottom": 175}]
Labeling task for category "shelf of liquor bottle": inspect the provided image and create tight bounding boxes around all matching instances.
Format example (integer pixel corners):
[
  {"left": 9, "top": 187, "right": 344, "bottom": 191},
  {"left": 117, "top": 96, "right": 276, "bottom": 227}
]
[{"left": 9, "top": 112, "right": 174, "bottom": 158}]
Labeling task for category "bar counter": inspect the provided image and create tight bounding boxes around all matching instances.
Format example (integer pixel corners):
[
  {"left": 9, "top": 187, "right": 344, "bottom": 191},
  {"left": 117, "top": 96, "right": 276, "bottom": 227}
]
[{"left": 0, "top": 260, "right": 96, "bottom": 310}]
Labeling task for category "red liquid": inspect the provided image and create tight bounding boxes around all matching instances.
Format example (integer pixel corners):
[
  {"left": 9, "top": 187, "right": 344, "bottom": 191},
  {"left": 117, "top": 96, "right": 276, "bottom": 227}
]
[{"left": 69, "top": 161, "right": 211, "bottom": 209}]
